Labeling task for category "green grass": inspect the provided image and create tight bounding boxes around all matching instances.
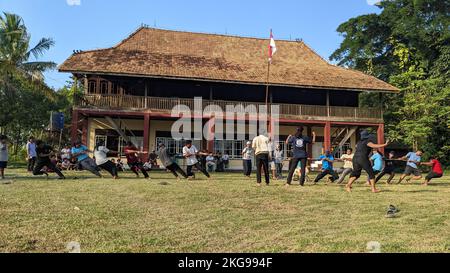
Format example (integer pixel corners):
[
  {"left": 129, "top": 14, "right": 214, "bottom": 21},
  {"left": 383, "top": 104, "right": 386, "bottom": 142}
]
[{"left": 0, "top": 168, "right": 449, "bottom": 253}]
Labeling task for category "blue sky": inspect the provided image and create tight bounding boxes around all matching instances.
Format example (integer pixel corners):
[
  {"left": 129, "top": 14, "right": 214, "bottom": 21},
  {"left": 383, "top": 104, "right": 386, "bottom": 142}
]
[{"left": 0, "top": 0, "right": 381, "bottom": 89}]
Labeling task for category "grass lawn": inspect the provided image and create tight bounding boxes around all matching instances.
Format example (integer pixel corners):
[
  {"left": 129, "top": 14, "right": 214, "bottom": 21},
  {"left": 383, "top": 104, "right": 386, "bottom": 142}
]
[{"left": 0, "top": 168, "right": 449, "bottom": 253}]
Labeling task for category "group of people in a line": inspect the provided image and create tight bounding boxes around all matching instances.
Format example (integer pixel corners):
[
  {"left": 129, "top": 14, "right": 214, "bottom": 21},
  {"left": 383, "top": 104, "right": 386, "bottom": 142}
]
[
  {"left": 0, "top": 135, "right": 157, "bottom": 181},
  {"left": 238, "top": 127, "right": 445, "bottom": 192},
  {"left": 0, "top": 130, "right": 446, "bottom": 191}
]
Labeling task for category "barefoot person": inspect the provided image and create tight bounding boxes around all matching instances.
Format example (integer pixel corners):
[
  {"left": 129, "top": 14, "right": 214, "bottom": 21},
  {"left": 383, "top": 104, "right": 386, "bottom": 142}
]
[
  {"left": 0, "top": 135, "right": 9, "bottom": 181},
  {"left": 421, "top": 156, "right": 444, "bottom": 186},
  {"left": 124, "top": 141, "right": 150, "bottom": 179},
  {"left": 336, "top": 148, "right": 354, "bottom": 184},
  {"left": 183, "top": 140, "right": 210, "bottom": 179},
  {"left": 375, "top": 151, "right": 397, "bottom": 184},
  {"left": 346, "top": 130, "right": 389, "bottom": 193},
  {"left": 397, "top": 150, "right": 423, "bottom": 184},
  {"left": 71, "top": 140, "right": 102, "bottom": 178},
  {"left": 157, "top": 143, "right": 188, "bottom": 180},
  {"left": 285, "top": 127, "right": 316, "bottom": 186},
  {"left": 94, "top": 141, "right": 119, "bottom": 179},
  {"left": 33, "top": 140, "right": 65, "bottom": 180}
]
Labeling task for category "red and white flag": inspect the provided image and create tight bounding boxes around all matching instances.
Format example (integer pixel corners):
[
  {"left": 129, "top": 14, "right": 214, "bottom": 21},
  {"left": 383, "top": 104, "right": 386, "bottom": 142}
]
[{"left": 268, "top": 29, "right": 277, "bottom": 62}]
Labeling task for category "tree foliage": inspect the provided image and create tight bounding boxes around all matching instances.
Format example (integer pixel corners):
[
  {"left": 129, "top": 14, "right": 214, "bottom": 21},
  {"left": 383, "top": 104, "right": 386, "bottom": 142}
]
[
  {"left": 331, "top": 0, "right": 450, "bottom": 164},
  {"left": 0, "top": 12, "right": 70, "bottom": 157}
]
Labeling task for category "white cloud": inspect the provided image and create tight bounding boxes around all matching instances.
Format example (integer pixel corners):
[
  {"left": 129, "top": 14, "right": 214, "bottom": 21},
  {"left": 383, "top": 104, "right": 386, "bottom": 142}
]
[
  {"left": 67, "top": 0, "right": 81, "bottom": 6},
  {"left": 367, "top": 0, "right": 380, "bottom": 5}
]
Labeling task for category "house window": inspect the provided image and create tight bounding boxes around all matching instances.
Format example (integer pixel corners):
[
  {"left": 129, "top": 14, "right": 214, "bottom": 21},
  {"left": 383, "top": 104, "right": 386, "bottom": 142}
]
[
  {"left": 111, "top": 82, "right": 119, "bottom": 94},
  {"left": 155, "top": 137, "right": 202, "bottom": 156},
  {"left": 334, "top": 142, "right": 351, "bottom": 158},
  {"left": 214, "top": 140, "right": 246, "bottom": 159},
  {"left": 100, "top": 80, "right": 109, "bottom": 94},
  {"left": 95, "top": 129, "right": 144, "bottom": 156},
  {"left": 88, "top": 80, "right": 97, "bottom": 93}
]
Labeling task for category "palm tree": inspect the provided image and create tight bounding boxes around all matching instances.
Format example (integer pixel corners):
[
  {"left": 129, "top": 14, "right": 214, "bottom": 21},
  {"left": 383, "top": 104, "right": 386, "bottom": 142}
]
[{"left": 0, "top": 12, "right": 56, "bottom": 91}]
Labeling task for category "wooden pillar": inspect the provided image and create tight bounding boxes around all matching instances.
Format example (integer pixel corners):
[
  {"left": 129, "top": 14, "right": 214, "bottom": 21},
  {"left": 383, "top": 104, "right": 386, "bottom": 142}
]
[
  {"left": 71, "top": 109, "right": 79, "bottom": 144},
  {"left": 307, "top": 125, "right": 313, "bottom": 158},
  {"left": 377, "top": 123, "right": 385, "bottom": 154},
  {"left": 81, "top": 117, "right": 88, "bottom": 145},
  {"left": 324, "top": 121, "right": 331, "bottom": 152},
  {"left": 326, "top": 91, "right": 330, "bottom": 117},
  {"left": 207, "top": 117, "right": 215, "bottom": 153},
  {"left": 143, "top": 114, "right": 150, "bottom": 155},
  {"left": 144, "top": 81, "right": 148, "bottom": 108},
  {"left": 84, "top": 75, "right": 88, "bottom": 94}
]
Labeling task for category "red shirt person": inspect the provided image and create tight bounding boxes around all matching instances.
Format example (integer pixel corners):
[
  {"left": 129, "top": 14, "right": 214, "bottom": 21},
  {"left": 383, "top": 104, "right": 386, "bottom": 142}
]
[
  {"left": 421, "top": 156, "right": 444, "bottom": 186},
  {"left": 123, "top": 141, "right": 149, "bottom": 179}
]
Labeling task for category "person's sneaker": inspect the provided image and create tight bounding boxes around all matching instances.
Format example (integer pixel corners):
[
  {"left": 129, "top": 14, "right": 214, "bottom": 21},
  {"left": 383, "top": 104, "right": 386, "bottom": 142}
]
[
  {"left": 43, "top": 172, "right": 49, "bottom": 179},
  {"left": 57, "top": 176, "right": 66, "bottom": 180}
]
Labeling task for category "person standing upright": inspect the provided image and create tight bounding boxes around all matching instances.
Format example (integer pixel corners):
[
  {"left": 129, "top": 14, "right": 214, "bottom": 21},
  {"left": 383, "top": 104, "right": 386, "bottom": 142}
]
[
  {"left": 285, "top": 127, "right": 315, "bottom": 186},
  {"left": 242, "top": 141, "right": 254, "bottom": 178},
  {"left": 0, "top": 135, "right": 9, "bottom": 181},
  {"left": 252, "top": 129, "right": 270, "bottom": 186},
  {"left": 26, "top": 136, "right": 37, "bottom": 172},
  {"left": 274, "top": 144, "right": 284, "bottom": 179}
]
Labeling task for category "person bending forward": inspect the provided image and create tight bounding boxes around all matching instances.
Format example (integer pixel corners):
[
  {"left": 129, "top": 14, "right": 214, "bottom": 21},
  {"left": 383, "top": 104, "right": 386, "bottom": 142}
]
[{"left": 346, "top": 130, "right": 389, "bottom": 193}]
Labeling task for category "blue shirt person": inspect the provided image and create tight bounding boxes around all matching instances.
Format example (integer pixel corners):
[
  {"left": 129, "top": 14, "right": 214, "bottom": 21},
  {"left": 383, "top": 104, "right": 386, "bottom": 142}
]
[
  {"left": 397, "top": 150, "right": 424, "bottom": 184},
  {"left": 406, "top": 152, "right": 421, "bottom": 169},
  {"left": 370, "top": 151, "right": 383, "bottom": 172},
  {"left": 71, "top": 145, "right": 89, "bottom": 161},
  {"left": 314, "top": 151, "right": 339, "bottom": 183},
  {"left": 319, "top": 153, "right": 334, "bottom": 171}
]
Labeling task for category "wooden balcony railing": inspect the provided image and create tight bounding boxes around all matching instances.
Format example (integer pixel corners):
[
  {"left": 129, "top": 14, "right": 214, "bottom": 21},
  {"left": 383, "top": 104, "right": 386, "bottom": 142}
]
[{"left": 76, "top": 94, "right": 383, "bottom": 122}]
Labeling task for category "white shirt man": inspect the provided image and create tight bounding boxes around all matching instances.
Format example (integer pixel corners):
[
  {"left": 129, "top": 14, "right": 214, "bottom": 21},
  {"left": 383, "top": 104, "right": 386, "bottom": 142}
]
[
  {"left": 252, "top": 132, "right": 271, "bottom": 185},
  {"left": 336, "top": 149, "right": 354, "bottom": 184},
  {"left": 26, "top": 138, "right": 37, "bottom": 172},
  {"left": 27, "top": 141, "right": 37, "bottom": 159},
  {"left": 183, "top": 144, "right": 199, "bottom": 166},
  {"left": 182, "top": 141, "right": 210, "bottom": 179},
  {"left": 94, "top": 146, "right": 110, "bottom": 166},
  {"left": 206, "top": 154, "right": 216, "bottom": 171}
]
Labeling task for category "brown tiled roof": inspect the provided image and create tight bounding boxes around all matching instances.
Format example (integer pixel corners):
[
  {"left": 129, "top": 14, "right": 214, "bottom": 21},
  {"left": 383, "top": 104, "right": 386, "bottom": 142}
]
[{"left": 59, "top": 27, "right": 399, "bottom": 92}]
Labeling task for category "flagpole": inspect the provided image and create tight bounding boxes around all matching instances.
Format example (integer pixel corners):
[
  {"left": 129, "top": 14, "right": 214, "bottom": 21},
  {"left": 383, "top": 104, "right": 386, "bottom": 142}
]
[
  {"left": 266, "top": 29, "right": 272, "bottom": 138},
  {"left": 265, "top": 59, "right": 272, "bottom": 139},
  {"left": 265, "top": 60, "right": 271, "bottom": 107}
]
